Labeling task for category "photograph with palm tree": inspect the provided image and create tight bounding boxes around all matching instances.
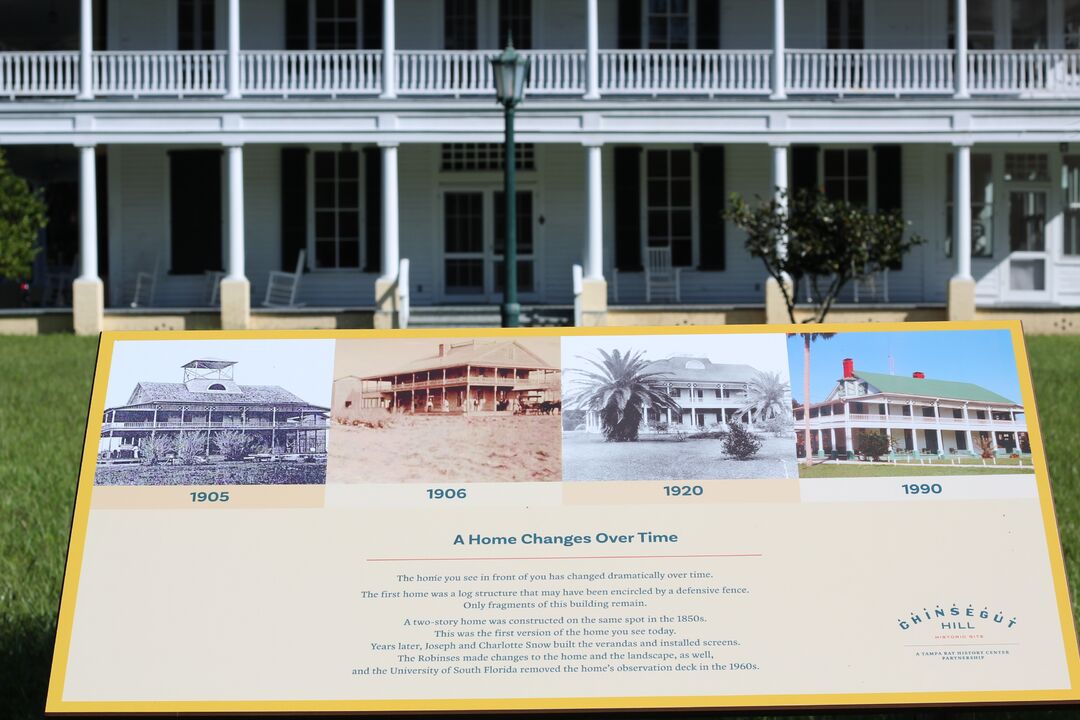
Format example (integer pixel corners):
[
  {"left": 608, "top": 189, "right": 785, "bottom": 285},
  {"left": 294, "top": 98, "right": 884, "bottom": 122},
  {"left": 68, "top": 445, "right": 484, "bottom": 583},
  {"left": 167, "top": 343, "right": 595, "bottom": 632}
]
[{"left": 561, "top": 334, "right": 797, "bottom": 482}]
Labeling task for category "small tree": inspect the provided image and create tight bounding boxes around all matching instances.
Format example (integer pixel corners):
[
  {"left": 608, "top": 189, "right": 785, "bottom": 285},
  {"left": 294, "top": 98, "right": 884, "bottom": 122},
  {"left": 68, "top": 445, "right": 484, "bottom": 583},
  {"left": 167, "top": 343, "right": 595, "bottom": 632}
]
[
  {"left": 174, "top": 431, "right": 206, "bottom": 465},
  {"left": 137, "top": 435, "right": 172, "bottom": 465},
  {"left": 0, "top": 149, "right": 47, "bottom": 281},
  {"left": 725, "top": 190, "right": 924, "bottom": 323},
  {"left": 974, "top": 433, "right": 996, "bottom": 460},
  {"left": 722, "top": 422, "right": 762, "bottom": 461},
  {"left": 859, "top": 431, "right": 891, "bottom": 462},
  {"left": 214, "top": 430, "right": 251, "bottom": 461}
]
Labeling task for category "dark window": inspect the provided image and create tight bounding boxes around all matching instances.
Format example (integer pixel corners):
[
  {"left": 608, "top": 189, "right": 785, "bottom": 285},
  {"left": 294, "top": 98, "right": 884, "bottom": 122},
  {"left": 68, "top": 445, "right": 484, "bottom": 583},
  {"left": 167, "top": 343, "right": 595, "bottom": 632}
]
[
  {"left": 445, "top": 0, "right": 478, "bottom": 50},
  {"left": 498, "top": 0, "right": 531, "bottom": 48},
  {"left": 826, "top": 0, "right": 863, "bottom": 49},
  {"left": 646, "top": 149, "right": 693, "bottom": 267},
  {"left": 170, "top": 150, "right": 222, "bottom": 275},
  {"left": 178, "top": 0, "right": 215, "bottom": 50},
  {"left": 823, "top": 149, "right": 869, "bottom": 207},
  {"left": 315, "top": 0, "right": 359, "bottom": 49},
  {"left": 313, "top": 151, "right": 362, "bottom": 269},
  {"left": 647, "top": 0, "right": 690, "bottom": 49},
  {"left": 208, "top": 383, "right": 226, "bottom": 390}
]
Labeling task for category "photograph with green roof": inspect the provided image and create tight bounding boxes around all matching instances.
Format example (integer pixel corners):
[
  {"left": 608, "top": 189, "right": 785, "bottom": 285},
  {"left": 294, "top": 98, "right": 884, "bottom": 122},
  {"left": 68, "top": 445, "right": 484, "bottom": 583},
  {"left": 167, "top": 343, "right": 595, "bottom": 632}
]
[{"left": 786, "top": 329, "right": 1034, "bottom": 478}]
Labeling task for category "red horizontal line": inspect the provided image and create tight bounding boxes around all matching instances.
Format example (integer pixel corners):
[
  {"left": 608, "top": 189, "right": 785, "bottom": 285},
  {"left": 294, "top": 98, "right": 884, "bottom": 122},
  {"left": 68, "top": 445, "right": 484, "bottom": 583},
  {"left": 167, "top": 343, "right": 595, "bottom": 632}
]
[{"left": 367, "top": 553, "right": 762, "bottom": 562}]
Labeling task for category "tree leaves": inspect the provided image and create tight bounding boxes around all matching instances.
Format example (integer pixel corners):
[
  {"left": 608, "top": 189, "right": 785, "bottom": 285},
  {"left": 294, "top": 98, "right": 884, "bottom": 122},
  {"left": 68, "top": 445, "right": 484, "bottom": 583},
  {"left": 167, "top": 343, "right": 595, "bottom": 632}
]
[{"left": 0, "top": 150, "right": 46, "bottom": 282}]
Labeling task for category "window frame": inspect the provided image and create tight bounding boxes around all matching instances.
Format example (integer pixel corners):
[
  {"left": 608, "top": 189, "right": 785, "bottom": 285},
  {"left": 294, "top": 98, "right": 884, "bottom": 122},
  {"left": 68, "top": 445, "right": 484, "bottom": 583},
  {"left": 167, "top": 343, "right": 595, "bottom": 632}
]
[
  {"left": 640, "top": 146, "right": 698, "bottom": 269},
  {"left": 642, "top": 0, "right": 695, "bottom": 50},
  {"left": 821, "top": 147, "right": 872, "bottom": 208},
  {"left": 310, "top": 0, "right": 362, "bottom": 51},
  {"left": 307, "top": 148, "right": 366, "bottom": 273}
]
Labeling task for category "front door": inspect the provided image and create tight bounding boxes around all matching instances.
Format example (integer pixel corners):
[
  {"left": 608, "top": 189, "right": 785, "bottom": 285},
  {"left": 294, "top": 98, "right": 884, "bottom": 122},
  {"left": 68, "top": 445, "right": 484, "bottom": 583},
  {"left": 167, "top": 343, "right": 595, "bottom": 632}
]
[
  {"left": 442, "top": 189, "right": 536, "bottom": 302},
  {"left": 1004, "top": 188, "right": 1051, "bottom": 301}
]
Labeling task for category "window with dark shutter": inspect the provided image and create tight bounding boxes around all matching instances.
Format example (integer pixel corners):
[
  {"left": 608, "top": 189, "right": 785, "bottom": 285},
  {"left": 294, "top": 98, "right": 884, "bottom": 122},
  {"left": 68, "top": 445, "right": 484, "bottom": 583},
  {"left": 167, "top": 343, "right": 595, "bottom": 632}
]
[
  {"left": 791, "top": 146, "right": 820, "bottom": 196},
  {"left": 618, "top": 0, "right": 642, "bottom": 49},
  {"left": 875, "top": 145, "right": 903, "bottom": 269},
  {"left": 696, "top": 0, "right": 721, "bottom": 49},
  {"left": 281, "top": 148, "right": 308, "bottom": 272},
  {"left": 170, "top": 150, "right": 222, "bottom": 275},
  {"left": 698, "top": 146, "right": 725, "bottom": 270},
  {"left": 614, "top": 146, "right": 643, "bottom": 271},
  {"left": 364, "top": 147, "right": 382, "bottom": 273},
  {"left": 285, "top": 0, "right": 310, "bottom": 49}
]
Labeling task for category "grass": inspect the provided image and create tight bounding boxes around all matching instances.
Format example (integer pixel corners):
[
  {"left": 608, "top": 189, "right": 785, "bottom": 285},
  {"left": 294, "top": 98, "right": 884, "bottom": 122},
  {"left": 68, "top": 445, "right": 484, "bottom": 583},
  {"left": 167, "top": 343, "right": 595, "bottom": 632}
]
[
  {"left": 799, "top": 463, "right": 1035, "bottom": 477},
  {"left": 0, "top": 334, "right": 1078, "bottom": 718}
]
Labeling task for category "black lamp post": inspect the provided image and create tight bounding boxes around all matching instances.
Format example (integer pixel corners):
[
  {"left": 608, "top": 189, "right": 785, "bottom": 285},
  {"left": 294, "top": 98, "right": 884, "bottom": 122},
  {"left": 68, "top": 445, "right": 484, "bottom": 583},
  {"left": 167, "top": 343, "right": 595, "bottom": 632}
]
[{"left": 491, "top": 38, "right": 529, "bottom": 328}]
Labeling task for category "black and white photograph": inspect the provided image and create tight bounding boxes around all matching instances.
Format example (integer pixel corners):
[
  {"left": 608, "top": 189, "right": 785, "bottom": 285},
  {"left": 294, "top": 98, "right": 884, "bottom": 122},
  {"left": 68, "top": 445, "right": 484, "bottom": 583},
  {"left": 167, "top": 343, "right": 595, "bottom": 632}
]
[
  {"left": 95, "top": 339, "right": 333, "bottom": 486},
  {"left": 561, "top": 334, "right": 797, "bottom": 481}
]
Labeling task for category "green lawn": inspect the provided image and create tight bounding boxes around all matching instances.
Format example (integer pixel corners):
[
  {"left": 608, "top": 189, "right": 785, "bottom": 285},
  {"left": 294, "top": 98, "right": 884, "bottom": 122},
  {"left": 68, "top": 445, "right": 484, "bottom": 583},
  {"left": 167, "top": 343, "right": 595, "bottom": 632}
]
[
  {"left": 799, "top": 463, "right": 1035, "bottom": 477},
  {"left": 0, "top": 334, "right": 1078, "bottom": 718}
]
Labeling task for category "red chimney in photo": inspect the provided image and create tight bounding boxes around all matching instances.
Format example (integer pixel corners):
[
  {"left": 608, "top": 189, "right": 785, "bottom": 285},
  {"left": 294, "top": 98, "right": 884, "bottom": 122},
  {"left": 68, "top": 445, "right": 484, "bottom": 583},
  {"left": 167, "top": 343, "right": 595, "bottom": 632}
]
[
  {"left": 842, "top": 358, "right": 855, "bottom": 378},
  {"left": 913, "top": 371, "right": 925, "bottom": 379}
]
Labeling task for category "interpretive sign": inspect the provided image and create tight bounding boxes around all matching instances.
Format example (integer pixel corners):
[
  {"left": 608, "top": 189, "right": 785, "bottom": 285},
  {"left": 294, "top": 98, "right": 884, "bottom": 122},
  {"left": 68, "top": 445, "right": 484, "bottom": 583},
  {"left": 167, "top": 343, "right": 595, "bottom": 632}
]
[{"left": 47, "top": 321, "right": 1080, "bottom": 714}]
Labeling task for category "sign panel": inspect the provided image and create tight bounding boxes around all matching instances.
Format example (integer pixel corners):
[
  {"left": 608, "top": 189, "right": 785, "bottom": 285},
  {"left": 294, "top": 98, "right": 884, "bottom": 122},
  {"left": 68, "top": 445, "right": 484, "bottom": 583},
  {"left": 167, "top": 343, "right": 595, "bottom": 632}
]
[{"left": 47, "top": 321, "right": 1080, "bottom": 714}]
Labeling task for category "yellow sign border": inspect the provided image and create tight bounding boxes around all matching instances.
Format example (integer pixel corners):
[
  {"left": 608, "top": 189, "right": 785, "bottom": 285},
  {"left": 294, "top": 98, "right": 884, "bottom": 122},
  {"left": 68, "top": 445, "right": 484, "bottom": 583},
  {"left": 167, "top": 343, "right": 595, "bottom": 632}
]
[{"left": 45, "top": 319, "right": 1080, "bottom": 714}]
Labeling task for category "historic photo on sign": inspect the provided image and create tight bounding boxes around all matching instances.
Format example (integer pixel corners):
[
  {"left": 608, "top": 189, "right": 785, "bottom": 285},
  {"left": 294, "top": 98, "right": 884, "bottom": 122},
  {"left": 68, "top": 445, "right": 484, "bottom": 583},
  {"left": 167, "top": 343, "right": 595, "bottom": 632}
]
[
  {"left": 329, "top": 337, "right": 562, "bottom": 483},
  {"left": 561, "top": 334, "right": 797, "bottom": 481},
  {"left": 787, "top": 329, "right": 1033, "bottom": 476},
  {"left": 95, "top": 339, "right": 334, "bottom": 486}
]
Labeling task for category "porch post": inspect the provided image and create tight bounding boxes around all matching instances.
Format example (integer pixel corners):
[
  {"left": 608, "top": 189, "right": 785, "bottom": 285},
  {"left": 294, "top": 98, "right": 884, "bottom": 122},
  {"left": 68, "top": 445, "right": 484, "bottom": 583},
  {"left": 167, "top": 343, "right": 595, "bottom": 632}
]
[
  {"left": 73, "top": 144, "right": 103, "bottom": 335},
  {"left": 948, "top": 142, "right": 976, "bottom": 320},
  {"left": 576, "top": 141, "right": 607, "bottom": 326},
  {"left": 77, "top": 0, "right": 94, "bottom": 100},
  {"left": 584, "top": 0, "right": 600, "bottom": 99},
  {"left": 220, "top": 143, "right": 251, "bottom": 329},
  {"left": 226, "top": 0, "right": 241, "bottom": 99},
  {"left": 374, "top": 142, "right": 403, "bottom": 328},
  {"left": 380, "top": 0, "right": 397, "bottom": 99},
  {"left": 954, "top": 0, "right": 969, "bottom": 99},
  {"left": 770, "top": 0, "right": 786, "bottom": 100},
  {"left": 765, "top": 143, "right": 790, "bottom": 323}
]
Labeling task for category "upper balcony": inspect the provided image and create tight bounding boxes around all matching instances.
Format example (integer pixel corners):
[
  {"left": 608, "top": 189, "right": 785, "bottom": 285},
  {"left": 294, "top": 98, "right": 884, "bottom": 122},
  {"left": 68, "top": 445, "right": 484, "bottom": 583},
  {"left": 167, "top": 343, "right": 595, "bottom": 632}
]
[{"left": 4, "top": 0, "right": 1080, "bottom": 104}]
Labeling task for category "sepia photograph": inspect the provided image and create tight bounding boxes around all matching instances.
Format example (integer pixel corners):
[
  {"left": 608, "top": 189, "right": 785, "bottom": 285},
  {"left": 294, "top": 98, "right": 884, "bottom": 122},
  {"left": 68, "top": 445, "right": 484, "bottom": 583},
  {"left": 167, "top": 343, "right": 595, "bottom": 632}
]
[
  {"left": 329, "top": 337, "right": 562, "bottom": 483},
  {"left": 95, "top": 339, "right": 333, "bottom": 486},
  {"left": 561, "top": 334, "right": 797, "bottom": 481}
]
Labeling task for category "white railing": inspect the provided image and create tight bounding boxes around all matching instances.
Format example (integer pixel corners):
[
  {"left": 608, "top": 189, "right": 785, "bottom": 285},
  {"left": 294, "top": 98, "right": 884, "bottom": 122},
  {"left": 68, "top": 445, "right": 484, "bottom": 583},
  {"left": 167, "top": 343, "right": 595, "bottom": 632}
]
[
  {"left": 0, "top": 51, "right": 80, "bottom": 98},
  {"left": 397, "top": 50, "right": 584, "bottom": 95},
  {"left": 397, "top": 257, "right": 410, "bottom": 329},
  {"left": 600, "top": 50, "right": 771, "bottom": 94},
  {"left": 786, "top": 50, "right": 954, "bottom": 94},
  {"left": 242, "top": 50, "right": 381, "bottom": 95},
  {"left": 94, "top": 51, "right": 226, "bottom": 96},
  {"left": 968, "top": 50, "right": 1080, "bottom": 94}
]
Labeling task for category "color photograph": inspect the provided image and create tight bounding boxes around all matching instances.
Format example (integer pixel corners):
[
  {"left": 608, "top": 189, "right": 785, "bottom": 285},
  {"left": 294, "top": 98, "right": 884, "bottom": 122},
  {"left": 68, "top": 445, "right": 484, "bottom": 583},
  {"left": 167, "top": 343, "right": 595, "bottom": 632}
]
[
  {"left": 94, "top": 339, "right": 334, "bottom": 485},
  {"left": 788, "top": 329, "right": 1034, "bottom": 478},
  {"left": 329, "top": 337, "right": 562, "bottom": 483},
  {"left": 561, "top": 334, "right": 797, "bottom": 481}
]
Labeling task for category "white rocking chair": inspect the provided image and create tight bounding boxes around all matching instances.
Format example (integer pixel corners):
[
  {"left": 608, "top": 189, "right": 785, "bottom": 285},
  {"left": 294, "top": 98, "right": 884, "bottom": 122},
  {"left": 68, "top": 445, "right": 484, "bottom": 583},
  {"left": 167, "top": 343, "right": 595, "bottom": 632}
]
[
  {"left": 263, "top": 250, "right": 305, "bottom": 308},
  {"left": 645, "top": 247, "right": 681, "bottom": 303},
  {"left": 129, "top": 256, "right": 160, "bottom": 308}
]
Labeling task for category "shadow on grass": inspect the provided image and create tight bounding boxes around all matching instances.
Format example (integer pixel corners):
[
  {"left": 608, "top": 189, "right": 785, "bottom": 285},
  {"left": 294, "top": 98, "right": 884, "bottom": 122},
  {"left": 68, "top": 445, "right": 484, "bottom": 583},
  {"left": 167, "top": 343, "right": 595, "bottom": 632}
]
[{"left": 0, "top": 618, "right": 55, "bottom": 718}]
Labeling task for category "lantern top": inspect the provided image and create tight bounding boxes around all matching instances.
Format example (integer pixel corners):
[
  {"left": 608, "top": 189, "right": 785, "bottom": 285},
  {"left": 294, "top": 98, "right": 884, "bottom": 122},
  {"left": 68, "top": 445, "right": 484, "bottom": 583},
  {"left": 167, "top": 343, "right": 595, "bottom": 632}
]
[{"left": 490, "top": 36, "right": 530, "bottom": 107}]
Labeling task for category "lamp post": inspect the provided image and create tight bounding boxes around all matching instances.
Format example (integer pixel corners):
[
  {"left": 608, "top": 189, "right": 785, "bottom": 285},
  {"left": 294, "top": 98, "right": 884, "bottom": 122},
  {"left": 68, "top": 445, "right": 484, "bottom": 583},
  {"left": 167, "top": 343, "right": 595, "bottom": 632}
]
[{"left": 491, "top": 38, "right": 530, "bottom": 328}]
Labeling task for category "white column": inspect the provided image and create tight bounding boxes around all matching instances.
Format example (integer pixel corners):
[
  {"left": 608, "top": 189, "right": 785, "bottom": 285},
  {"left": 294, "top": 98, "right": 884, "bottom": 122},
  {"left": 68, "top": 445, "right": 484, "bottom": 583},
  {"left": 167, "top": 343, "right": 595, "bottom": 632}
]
[
  {"left": 843, "top": 402, "right": 853, "bottom": 454},
  {"left": 78, "top": 145, "right": 98, "bottom": 280},
  {"left": 585, "top": 142, "right": 603, "bottom": 279},
  {"left": 380, "top": 0, "right": 397, "bottom": 99},
  {"left": 226, "top": 0, "right": 241, "bottom": 99},
  {"left": 771, "top": 0, "right": 786, "bottom": 99},
  {"left": 380, "top": 143, "right": 400, "bottom": 279},
  {"left": 954, "top": 0, "right": 969, "bottom": 99},
  {"left": 771, "top": 143, "right": 789, "bottom": 255},
  {"left": 585, "top": 0, "right": 600, "bottom": 99},
  {"left": 78, "top": 0, "right": 94, "bottom": 99},
  {"left": 226, "top": 144, "right": 245, "bottom": 279},
  {"left": 954, "top": 143, "right": 972, "bottom": 279},
  {"left": 830, "top": 427, "right": 837, "bottom": 451}
]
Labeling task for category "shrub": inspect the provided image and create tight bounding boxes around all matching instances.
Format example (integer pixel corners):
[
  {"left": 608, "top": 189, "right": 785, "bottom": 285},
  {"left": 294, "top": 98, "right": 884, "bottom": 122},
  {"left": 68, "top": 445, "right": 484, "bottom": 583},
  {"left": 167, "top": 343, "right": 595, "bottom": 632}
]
[
  {"left": 762, "top": 415, "right": 793, "bottom": 438},
  {"left": 859, "top": 431, "right": 891, "bottom": 462},
  {"left": 174, "top": 431, "right": 206, "bottom": 465},
  {"left": 137, "top": 435, "right": 171, "bottom": 465},
  {"left": 0, "top": 149, "right": 47, "bottom": 281},
  {"left": 214, "top": 430, "right": 252, "bottom": 461},
  {"left": 722, "top": 423, "right": 762, "bottom": 460}
]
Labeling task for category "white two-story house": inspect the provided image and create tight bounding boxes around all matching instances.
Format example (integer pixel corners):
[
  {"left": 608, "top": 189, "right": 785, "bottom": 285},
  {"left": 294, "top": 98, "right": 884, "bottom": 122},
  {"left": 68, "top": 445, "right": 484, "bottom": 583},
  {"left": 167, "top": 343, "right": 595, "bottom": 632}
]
[{"left": 3, "top": 0, "right": 1080, "bottom": 333}]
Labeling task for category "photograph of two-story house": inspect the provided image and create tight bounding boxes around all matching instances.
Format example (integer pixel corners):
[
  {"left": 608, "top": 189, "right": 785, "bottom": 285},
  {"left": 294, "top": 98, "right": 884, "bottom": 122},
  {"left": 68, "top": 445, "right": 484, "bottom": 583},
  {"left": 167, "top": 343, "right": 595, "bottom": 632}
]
[{"left": 3, "top": 0, "right": 1080, "bottom": 333}]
